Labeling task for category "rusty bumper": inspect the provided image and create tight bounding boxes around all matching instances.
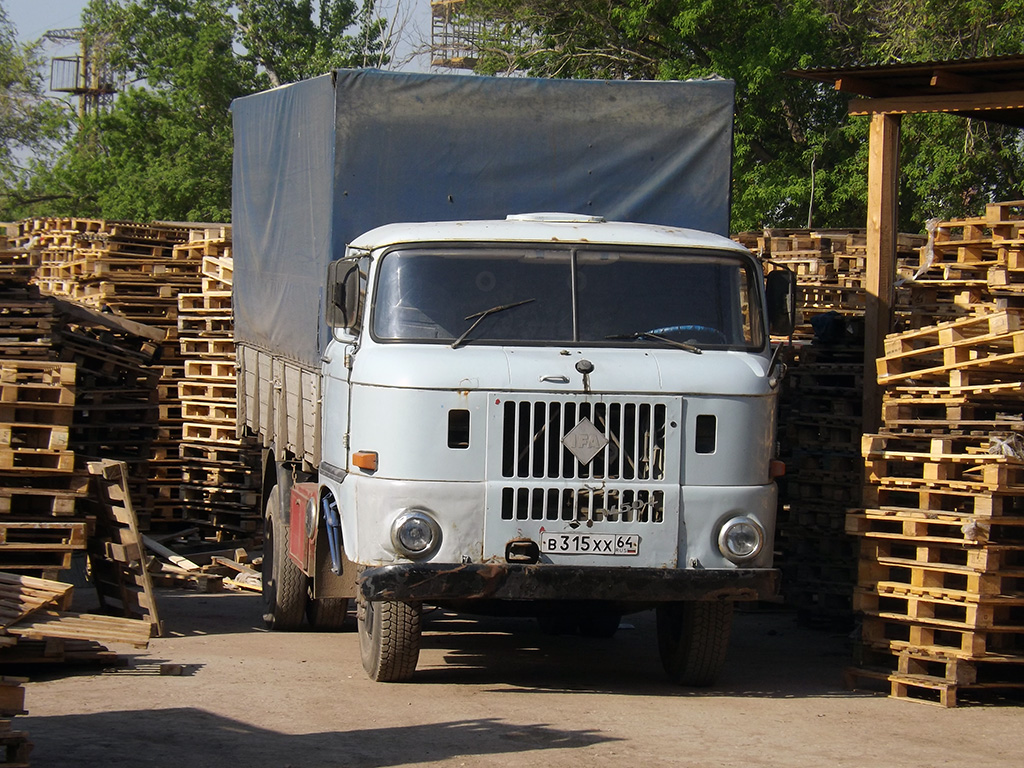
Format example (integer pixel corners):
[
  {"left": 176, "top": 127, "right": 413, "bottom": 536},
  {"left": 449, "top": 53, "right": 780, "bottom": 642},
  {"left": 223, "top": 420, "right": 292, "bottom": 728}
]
[{"left": 359, "top": 563, "right": 779, "bottom": 603}]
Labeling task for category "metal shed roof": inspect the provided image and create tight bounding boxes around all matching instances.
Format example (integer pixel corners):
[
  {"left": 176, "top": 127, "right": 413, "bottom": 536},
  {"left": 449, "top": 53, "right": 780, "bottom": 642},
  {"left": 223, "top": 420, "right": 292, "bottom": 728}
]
[{"left": 789, "top": 53, "right": 1024, "bottom": 126}]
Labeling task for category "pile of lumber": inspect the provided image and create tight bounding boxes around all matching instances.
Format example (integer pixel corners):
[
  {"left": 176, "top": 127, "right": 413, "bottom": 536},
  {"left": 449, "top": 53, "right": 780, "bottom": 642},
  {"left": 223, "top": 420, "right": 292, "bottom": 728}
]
[
  {"left": 18, "top": 217, "right": 196, "bottom": 528},
  {"left": 175, "top": 228, "right": 261, "bottom": 539},
  {"left": 895, "top": 201, "right": 1024, "bottom": 328},
  {"left": 847, "top": 201, "right": 1024, "bottom": 706},
  {"left": 745, "top": 228, "right": 925, "bottom": 623},
  {"left": 0, "top": 570, "right": 152, "bottom": 668},
  {"left": 7, "top": 219, "right": 260, "bottom": 538},
  {"left": 1, "top": 230, "right": 90, "bottom": 579},
  {"left": 0, "top": 569, "right": 153, "bottom": 764}
]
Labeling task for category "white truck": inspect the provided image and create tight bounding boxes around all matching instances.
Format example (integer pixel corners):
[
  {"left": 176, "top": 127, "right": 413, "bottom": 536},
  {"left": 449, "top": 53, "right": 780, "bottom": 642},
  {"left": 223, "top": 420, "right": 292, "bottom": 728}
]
[{"left": 231, "top": 69, "right": 794, "bottom": 685}]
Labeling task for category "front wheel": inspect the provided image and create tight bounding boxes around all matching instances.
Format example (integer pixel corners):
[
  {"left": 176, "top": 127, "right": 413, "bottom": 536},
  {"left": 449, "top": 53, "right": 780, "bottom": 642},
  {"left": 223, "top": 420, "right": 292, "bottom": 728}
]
[
  {"left": 358, "top": 595, "right": 422, "bottom": 682},
  {"left": 656, "top": 601, "right": 733, "bottom": 687}
]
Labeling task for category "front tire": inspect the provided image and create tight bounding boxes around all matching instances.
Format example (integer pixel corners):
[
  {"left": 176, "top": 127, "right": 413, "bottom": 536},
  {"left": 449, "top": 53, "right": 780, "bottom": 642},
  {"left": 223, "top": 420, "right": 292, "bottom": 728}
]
[
  {"left": 358, "top": 595, "right": 422, "bottom": 682},
  {"left": 262, "top": 484, "right": 308, "bottom": 630},
  {"left": 656, "top": 601, "right": 733, "bottom": 687}
]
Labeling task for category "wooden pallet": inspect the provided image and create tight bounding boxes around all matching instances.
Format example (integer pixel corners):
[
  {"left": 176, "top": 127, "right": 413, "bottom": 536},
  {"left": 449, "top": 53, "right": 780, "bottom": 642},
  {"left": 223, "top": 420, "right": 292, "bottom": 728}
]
[
  {"left": 847, "top": 507, "right": 1024, "bottom": 546},
  {"left": 857, "top": 539, "right": 1024, "bottom": 586},
  {"left": 0, "top": 521, "right": 87, "bottom": 555},
  {"left": 854, "top": 587, "right": 1024, "bottom": 630},
  {"left": 86, "top": 460, "right": 162, "bottom": 635},
  {"left": 863, "top": 434, "right": 1024, "bottom": 487},
  {"left": 863, "top": 480, "right": 1024, "bottom": 516},
  {"left": 859, "top": 614, "right": 1023, "bottom": 659},
  {"left": 878, "top": 331, "right": 1024, "bottom": 386},
  {"left": 0, "top": 486, "right": 83, "bottom": 517},
  {"left": 882, "top": 310, "right": 1020, "bottom": 358},
  {"left": 200, "top": 255, "right": 232, "bottom": 286}
]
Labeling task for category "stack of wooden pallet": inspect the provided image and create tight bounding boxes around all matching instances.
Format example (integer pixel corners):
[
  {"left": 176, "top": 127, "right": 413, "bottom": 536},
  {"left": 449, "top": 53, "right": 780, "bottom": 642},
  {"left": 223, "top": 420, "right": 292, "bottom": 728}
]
[
  {"left": 5, "top": 218, "right": 262, "bottom": 546},
  {"left": 23, "top": 217, "right": 193, "bottom": 320},
  {"left": 0, "top": 233, "right": 90, "bottom": 580},
  {"left": 0, "top": 359, "right": 86, "bottom": 576},
  {"left": 896, "top": 201, "right": 1024, "bottom": 328},
  {"left": 175, "top": 228, "right": 261, "bottom": 539},
  {"left": 746, "top": 228, "right": 925, "bottom": 624},
  {"left": 848, "top": 201, "right": 1024, "bottom": 706},
  {"left": 16, "top": 218, "right": 197, "bottom": 528}
]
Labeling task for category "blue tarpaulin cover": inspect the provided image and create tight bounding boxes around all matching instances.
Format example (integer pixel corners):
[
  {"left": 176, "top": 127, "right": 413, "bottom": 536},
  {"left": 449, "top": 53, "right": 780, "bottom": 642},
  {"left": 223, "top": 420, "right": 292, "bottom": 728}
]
[{"left": 232, "top": 69, "right": 735, "bottom": 367}]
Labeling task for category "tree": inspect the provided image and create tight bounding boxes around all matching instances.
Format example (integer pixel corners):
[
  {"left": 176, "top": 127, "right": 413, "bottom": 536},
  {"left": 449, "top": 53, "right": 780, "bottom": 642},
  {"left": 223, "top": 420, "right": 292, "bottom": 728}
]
[
  {"left": 19, "top": 0, "right": 388, "bottom": 222},
  {"left": 855, "top": 0, "right": 1024, "bottom": 227},
  {"left": 459, "top": 0, "right": 869, "bottom": 231},
  {"left": 456, "top": 0, "right": 1024, "bottom": 233},
  {"left": 0, "top": 3, "right": 71, "bottom": 218}
]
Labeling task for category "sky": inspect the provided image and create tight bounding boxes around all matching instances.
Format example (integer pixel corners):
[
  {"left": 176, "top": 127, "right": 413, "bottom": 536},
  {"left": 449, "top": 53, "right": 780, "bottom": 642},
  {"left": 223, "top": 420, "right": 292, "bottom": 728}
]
[
  {"left": 7, "top": 0, "right": 88, "bottom": 42},
  {"left": 5, "top": 0, "right": 434, "bottom": 72}
]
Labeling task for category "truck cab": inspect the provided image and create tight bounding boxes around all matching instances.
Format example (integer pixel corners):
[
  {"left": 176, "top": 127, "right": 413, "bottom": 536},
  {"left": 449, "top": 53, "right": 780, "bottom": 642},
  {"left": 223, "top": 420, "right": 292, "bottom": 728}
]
[{"left": 262, "top": 213, "right": 793, "bottom": 684}]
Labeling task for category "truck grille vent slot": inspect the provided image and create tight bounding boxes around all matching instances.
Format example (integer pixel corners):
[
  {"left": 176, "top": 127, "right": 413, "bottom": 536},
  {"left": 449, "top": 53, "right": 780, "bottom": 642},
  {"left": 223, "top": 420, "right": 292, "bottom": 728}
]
[
  {"left": 500, "top": 486, "right": 665, "bottom": 523},
  {"left": 501, "top": 400, "right": 667, "bottom": 480}
]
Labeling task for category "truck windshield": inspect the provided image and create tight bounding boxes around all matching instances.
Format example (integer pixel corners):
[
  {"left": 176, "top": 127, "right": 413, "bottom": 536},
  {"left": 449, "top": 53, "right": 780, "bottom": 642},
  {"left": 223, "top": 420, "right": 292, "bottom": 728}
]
[{"left": 372, "top": 246, "right": 763, "bottom": 349}]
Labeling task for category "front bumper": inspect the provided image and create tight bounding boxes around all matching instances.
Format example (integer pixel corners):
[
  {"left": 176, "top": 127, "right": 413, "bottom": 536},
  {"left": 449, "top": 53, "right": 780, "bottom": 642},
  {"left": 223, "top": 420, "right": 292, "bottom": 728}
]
[{"left": 359, "top": 563, "right": 779, "bottom": 603}]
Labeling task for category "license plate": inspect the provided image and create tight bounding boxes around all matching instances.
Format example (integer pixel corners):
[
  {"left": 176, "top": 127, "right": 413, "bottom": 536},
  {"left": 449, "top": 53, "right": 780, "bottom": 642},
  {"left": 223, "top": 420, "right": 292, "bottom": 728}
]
[{"left": 541, "top": 532, "right": 639, "bottom": 556}]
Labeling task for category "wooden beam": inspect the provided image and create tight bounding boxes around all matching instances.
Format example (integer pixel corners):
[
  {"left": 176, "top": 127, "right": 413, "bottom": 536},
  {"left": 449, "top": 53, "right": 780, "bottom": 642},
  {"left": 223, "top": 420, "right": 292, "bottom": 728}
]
[
  {"left": 929, "top": 69, "right": 988, "bottom": 93},
  {"left": 863, "top": 113, "right": 902, "bottom": 434},
  {"left": 849, "top": 89, "right": 1024, "bottom": 116},
  {"left": 835, "top": 75, "right": 891, "bottom": 98}
]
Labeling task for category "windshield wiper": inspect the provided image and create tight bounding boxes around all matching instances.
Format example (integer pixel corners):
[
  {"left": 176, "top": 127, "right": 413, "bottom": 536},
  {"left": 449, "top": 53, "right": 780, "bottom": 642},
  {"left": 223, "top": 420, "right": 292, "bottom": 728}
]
[
  {"left": 606, "top": 331, "right": 702, "bottom": 354},
  {"left": 451, "top": 298, "right": 536, "bottom": 349}
]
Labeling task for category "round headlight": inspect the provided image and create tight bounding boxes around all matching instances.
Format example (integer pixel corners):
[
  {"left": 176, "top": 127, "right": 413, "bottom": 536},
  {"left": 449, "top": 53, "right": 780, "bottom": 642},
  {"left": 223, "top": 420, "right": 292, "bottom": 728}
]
[
  {"left": 717, "top": 516, "right": 764, "bottom": 563},
  {"left": 390, "top": 510, "right": 441, "bottom": 559}
]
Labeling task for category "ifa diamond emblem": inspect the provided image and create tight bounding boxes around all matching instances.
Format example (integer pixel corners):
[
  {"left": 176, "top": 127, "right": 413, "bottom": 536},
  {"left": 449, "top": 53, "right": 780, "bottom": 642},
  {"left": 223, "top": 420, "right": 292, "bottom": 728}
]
[{"left": 562, "top": 417, "right": 608, "bottom": 465}]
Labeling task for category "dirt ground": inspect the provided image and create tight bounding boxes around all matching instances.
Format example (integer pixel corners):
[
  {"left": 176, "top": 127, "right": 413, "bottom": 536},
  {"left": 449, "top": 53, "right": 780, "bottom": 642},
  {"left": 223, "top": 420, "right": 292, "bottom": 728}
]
[{"left": 17, "top": 589, "right": 1024, "bottom": 768}]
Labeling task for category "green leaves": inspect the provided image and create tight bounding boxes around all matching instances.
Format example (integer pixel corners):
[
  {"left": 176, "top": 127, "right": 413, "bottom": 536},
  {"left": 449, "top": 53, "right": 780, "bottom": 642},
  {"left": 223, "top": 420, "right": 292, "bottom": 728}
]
[
  {"left": 9, "top": 0, "right": 387, "bottom": 221},
  {"left": 0, "top": 4, "right": 72, "bottom": 214},
  {"left": 458, "top": 0, "right": 1024, "bottom": 233}
]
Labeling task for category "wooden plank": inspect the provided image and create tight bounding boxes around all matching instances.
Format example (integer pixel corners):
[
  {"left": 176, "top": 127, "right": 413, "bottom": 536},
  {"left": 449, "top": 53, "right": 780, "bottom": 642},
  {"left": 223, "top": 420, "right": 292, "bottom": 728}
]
[
  {"left": 142, "top": 535, "right": 201, "bottom": 572},
  {"left": 6, "top": 609, "right": 152, "bottom": 648},
  {"left": 0, "top": 573, "right": 74, "bottom": 628}
]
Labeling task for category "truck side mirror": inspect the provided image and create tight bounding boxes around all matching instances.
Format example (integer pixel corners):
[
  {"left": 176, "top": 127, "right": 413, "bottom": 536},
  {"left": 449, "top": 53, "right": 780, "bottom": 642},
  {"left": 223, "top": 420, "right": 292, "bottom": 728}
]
[
  {"left": 765, "top": 269, "right": 797, "bottom": 338},
  {"left": 326, "top": 260, "right": 361, "bottom": 331}
]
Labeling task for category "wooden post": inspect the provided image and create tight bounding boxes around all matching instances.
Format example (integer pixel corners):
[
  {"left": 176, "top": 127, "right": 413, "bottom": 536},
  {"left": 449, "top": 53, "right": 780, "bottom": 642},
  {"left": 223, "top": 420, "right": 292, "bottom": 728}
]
[{"left": 863, "top": 112, "right": 901, "bottom": 433}]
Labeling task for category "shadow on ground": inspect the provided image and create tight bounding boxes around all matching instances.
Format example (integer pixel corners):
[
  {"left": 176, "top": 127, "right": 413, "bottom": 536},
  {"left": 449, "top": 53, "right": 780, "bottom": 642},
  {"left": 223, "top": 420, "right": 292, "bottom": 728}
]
[
  {"left": 414, "top": 606, "right": 863, "bottom": 699},
  {"left": 25, "top": 709, "right": 617, "bottom": 768}
]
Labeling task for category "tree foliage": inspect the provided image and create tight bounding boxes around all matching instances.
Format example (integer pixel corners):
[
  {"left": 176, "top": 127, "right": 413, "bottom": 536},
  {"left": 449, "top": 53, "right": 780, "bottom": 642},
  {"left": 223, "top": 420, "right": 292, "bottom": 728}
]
[
  {"left": 462, "top": 0, "right": 1024, "bottom": 232},
  {"left": 6, "top": 1, "right": 1024, "bottom": 230},
  {"left": 10, "top": 0, "right": 388, "bottom": 222},
  {"left": 0, "top": 3, "right": 70, "bottom": 215}
]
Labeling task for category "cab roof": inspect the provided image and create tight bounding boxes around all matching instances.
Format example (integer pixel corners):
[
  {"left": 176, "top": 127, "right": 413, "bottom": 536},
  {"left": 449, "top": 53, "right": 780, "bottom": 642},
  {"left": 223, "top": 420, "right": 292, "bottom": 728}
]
[{"left": 348, "top": 214, "right": 749, "bottom": 254}]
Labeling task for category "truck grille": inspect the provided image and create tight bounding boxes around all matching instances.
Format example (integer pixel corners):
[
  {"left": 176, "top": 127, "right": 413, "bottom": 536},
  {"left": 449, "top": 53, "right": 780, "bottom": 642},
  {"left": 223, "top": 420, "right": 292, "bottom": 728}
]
[
  {"left": 500, "top": 485, "right": 665, "bottom": 523},
  {"left": 500, "top": 399, "right": 667, "bottom": 481}
]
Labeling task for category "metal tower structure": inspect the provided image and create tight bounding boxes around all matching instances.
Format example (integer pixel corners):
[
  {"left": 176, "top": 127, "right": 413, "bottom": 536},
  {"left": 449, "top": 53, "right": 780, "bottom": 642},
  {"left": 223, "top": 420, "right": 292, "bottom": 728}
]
[
  {"left": 429, "top": 0, "right": 483, "bottom": 69},
  {"left": 44, "top": 28, "right": 117, "bottom": 117}
]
